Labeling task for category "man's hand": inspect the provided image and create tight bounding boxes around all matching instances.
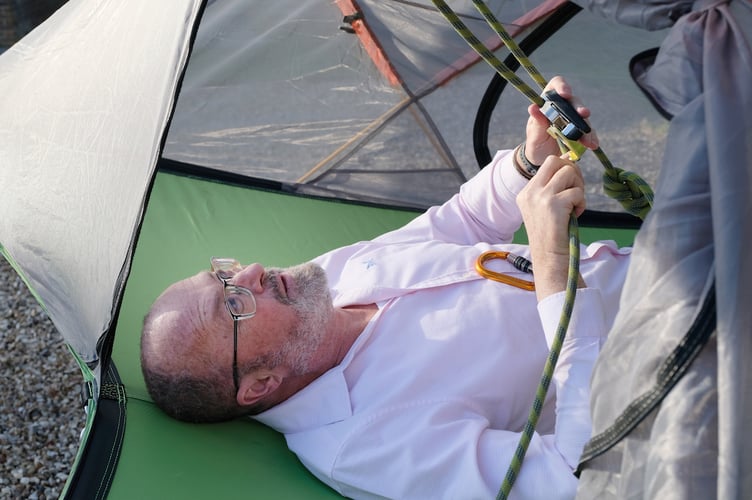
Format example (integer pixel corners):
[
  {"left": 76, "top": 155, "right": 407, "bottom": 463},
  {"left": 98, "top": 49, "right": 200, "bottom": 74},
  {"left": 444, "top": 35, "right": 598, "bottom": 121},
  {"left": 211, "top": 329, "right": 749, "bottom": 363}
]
[
  {"left": 516, "top": 75, "right": 596, "bottom": 301},
  {"left": 524, "top": 76, "right": 599, "bottom": 167},
  {"left": 517, "top": 154, "right": 586, "bottom": 302}
]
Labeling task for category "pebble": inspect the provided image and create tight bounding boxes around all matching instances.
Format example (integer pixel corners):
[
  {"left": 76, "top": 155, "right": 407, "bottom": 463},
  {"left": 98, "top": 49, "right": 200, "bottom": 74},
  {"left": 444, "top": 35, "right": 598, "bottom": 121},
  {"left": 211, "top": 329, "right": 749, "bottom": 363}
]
[{"left": 0, "top": 258, "right": 83, "bottom": 499}]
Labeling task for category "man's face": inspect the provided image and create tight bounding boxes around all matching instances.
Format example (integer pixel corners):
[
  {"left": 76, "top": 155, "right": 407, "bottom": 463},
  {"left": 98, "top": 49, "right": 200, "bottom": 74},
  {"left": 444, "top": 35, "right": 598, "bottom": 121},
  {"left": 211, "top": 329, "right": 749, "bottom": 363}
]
[
  {"left": 262, "top": 262, "right": 333, "bottom": 373},
  {"left": 149, "top": 261, "right": 333, "bottom": 382}
]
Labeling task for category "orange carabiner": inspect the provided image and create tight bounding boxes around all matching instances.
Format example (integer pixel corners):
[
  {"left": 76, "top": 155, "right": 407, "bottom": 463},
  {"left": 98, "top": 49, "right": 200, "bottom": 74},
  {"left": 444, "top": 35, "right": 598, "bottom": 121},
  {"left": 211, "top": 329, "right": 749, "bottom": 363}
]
[{"left": 475, "top": 250, "right": 535, "bottom": 291}]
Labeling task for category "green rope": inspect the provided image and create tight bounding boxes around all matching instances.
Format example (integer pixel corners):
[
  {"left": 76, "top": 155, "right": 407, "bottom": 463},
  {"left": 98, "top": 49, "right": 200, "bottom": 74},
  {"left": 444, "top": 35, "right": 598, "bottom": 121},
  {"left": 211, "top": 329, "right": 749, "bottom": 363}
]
[
  {"left": 431, "top": 0, "right": 654, "bottom": 220},
  {"left": 469, "top": 0, "right": 548, "bottom": 91},
  {"left": 593, "top": 147, "right": 654, "bottom": 220},
  {"left": 431, "top": 0, "right": 544, "bottom": 106},
  {"left": 498, "top": 214, "right": 580, "bottom": 500},
  {"left": 429, "top": 1, "right": 655, "bottom": 498}
]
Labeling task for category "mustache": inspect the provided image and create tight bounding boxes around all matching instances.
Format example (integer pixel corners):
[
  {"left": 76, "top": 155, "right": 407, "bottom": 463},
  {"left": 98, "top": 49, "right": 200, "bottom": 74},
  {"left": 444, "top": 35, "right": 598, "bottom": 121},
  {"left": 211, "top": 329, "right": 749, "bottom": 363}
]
[{"left": 262, "top": 270, "right": 292, "bottom": 305}]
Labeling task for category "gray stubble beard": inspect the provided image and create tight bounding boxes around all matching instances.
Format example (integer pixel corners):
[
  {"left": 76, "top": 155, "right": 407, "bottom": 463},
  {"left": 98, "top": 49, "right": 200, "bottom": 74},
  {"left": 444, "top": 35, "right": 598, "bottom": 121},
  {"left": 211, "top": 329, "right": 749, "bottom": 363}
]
[{"left": 268, "top": 262, "right": 333, "bottom": 374}]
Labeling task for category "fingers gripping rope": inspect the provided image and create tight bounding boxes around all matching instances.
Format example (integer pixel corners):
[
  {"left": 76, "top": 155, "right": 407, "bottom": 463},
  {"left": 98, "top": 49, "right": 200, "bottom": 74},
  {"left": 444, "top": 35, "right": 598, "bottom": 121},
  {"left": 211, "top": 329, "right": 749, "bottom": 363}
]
[
  {"left": 432, "top": 0, "right": 654, "bottom": 220},
  {"left": 429, "top": 1, "right": 654, "bottom": 499}
]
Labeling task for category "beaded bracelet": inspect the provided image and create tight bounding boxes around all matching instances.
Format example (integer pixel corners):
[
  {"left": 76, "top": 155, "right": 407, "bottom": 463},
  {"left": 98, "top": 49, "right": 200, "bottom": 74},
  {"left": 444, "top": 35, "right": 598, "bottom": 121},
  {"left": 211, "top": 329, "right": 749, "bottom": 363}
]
[{"left": 514, "top": 142, "right": 541, "bottom": 180}]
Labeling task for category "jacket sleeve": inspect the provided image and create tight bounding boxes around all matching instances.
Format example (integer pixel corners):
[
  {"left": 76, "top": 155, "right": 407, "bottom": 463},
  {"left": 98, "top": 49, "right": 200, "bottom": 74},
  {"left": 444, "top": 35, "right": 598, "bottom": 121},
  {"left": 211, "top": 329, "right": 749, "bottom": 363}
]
[{"left": 372, "top": 149, "right": 528, "bottom": 246}]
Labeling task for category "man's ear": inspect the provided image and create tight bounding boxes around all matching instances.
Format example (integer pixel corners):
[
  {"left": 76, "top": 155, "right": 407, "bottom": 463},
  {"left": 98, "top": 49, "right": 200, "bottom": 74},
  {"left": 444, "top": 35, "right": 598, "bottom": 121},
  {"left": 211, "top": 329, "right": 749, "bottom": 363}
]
[{"left": 236, "top": 368, "right": 284, "bottom": 407}]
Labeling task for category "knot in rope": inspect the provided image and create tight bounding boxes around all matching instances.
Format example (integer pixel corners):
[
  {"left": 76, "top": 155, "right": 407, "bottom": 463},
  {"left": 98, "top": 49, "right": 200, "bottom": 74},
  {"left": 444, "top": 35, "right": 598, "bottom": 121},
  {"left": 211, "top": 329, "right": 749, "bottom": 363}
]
[{"left": 601, "top": 165, "right": 654, "bottom": 220}]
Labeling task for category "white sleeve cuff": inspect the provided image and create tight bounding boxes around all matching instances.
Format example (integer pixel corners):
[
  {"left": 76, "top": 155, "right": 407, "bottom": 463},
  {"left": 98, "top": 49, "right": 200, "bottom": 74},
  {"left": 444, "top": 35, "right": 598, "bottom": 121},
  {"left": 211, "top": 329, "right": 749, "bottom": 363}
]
[{"left": 537, "top": 288, "right": 608, "bottom": 348}]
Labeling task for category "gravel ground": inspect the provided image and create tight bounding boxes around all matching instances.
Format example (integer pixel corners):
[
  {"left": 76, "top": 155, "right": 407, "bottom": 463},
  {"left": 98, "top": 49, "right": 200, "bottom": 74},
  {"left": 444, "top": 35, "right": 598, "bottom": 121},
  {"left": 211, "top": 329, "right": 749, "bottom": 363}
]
[{"left": 0, "top": 257, "right": 83, "bottom": 499}]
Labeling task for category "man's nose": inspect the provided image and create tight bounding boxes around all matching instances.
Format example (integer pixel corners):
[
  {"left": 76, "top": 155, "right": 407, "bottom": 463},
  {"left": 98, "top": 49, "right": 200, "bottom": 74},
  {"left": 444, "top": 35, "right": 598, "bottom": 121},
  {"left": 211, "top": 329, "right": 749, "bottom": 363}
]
[{"left": 232, "top": 262, "right": 265, "bottom": 294}]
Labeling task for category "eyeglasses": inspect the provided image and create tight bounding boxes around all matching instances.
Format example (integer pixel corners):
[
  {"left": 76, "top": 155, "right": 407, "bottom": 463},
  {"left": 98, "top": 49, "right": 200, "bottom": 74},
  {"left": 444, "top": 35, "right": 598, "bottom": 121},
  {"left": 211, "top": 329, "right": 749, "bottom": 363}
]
[{"left": 210, "top": 257, "right": 257, "bottom": 394}]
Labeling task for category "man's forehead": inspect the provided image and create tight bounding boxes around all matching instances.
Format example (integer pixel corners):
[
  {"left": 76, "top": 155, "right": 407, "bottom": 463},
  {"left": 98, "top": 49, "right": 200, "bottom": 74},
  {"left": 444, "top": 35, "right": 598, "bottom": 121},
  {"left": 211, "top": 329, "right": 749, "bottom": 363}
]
[
  {"left": 152, "top": 272, "right": 220, "bottom": 343},
  {"left": 156, "top": 270, "right": 215, "bottom": 307},
  {"left": 168, "top": 269, "right": 213, "bottom": 292}
]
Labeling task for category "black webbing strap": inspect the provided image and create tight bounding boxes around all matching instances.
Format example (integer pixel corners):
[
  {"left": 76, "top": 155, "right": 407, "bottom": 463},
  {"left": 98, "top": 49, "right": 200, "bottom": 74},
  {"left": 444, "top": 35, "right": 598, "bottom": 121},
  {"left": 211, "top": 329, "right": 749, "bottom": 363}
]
[
  {"left": 64, "top": 361, "right": 127, "bottom": 500},
  {"left": 576, "top": 281, "right": 717, "bottom": 475}
]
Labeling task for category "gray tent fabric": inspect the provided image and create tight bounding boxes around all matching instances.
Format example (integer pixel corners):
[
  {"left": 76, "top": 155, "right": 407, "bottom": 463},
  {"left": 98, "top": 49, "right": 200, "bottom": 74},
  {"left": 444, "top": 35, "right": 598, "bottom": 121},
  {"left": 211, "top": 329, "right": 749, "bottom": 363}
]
[
  {"left": 574, "top": 0, "right": 752, "bottom": 497},
  {"left": 0, "top": 0, "right": 204, "bottom": 369},
  {"left": 162, "top": 0, "right": 576, "bottom": 209},
  {"left": 582, "top": 0, "right": 694, "bottom": 29}
]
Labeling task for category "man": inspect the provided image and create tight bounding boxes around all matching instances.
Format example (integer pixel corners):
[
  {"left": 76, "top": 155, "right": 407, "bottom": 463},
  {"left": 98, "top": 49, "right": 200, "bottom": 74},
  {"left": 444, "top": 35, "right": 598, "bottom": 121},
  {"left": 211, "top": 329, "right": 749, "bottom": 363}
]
[{"left": 141, "top": 77, "right": 630, "bottom": 499}]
